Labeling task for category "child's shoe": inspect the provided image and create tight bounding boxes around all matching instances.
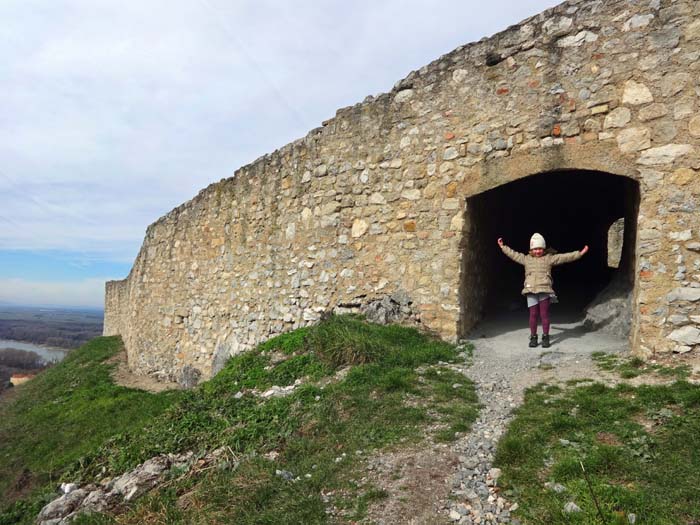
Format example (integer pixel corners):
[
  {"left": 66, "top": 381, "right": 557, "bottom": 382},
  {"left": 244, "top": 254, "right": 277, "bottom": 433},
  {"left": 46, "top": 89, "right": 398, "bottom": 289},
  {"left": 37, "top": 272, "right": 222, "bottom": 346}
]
[
  {"left": 541, "top": 334, "right": 551, "bottom": 348},
  {"left": 529, "top": 334, "right": 538, "bottom": 348}
]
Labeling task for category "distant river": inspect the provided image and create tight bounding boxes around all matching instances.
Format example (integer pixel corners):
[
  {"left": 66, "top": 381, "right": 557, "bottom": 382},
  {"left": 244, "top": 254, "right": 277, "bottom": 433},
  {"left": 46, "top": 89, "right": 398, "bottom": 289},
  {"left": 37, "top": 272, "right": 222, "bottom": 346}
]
[{"left": 0, "top": 339, "right": 69, "bottom": 363}]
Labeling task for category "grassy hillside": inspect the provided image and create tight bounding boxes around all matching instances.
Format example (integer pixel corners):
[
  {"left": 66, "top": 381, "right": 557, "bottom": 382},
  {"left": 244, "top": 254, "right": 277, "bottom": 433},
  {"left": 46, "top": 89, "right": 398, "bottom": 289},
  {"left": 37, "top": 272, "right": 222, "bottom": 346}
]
[
  {"left": 495, "top": 379, "right": 700, "bottom": 524},
  {"left": 0, "top": 336, "right": 182, "bottom": 522},
  {"left": 0, "top": 315, "right": 478, "bottom": 524}
]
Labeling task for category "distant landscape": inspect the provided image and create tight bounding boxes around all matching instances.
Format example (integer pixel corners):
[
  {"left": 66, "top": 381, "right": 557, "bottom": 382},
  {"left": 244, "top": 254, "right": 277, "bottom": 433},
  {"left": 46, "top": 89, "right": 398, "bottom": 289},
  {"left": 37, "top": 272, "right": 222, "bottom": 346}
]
[
  {"left": 0, "top": 305, "right": 103, "bottom": 348},
  {"left": 0, "top": 305, "right": 103, "bottom": 393}
]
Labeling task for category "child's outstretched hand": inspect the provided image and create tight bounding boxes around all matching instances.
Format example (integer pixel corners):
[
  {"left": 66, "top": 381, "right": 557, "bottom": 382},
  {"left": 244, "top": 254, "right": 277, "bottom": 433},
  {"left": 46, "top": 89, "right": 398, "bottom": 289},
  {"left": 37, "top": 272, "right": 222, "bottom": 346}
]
[
  {"left": 580, "top": 245, "right": 589, "bottom": 255},
  {"left": 497, "top": 237, "right": 504, "bottom": 247}
]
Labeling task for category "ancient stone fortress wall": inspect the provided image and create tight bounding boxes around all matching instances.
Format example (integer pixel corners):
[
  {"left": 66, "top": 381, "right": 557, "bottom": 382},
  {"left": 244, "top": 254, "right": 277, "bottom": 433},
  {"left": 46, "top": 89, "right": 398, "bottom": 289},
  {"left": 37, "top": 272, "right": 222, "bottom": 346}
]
[{"left": 106, "top": 0, "right": 700, "bottom": 386}]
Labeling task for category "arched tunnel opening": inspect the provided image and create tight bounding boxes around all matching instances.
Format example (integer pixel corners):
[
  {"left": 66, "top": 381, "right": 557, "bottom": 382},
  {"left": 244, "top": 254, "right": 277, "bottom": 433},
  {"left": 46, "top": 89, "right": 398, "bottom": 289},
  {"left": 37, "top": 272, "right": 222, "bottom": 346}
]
[{"left": 459, "top": 170, "right": 640, "bottom": 337}]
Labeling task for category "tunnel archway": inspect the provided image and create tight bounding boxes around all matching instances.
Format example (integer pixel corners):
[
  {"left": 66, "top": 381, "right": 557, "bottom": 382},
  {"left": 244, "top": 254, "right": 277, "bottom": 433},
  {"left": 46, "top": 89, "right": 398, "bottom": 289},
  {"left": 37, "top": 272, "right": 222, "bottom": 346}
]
[{"left": 459, "top": 170, "right": 640, "bottom": 337}]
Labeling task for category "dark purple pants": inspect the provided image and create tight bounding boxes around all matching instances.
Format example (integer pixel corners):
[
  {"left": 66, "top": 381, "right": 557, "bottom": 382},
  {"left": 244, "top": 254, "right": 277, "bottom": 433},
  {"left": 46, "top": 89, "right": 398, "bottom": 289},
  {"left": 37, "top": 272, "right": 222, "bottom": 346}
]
[{"left": 529, "top": 297, "right": 550, "bottom": 335}]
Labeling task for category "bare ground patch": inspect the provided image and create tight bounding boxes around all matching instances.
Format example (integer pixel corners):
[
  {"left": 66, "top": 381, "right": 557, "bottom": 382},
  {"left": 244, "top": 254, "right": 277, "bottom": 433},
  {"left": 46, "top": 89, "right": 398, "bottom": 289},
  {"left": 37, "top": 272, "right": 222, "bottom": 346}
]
[
  {"left": 361, "top": 442, "right": 456, "bottom": 525},
  {"left": 108, "top": 350, "right": 180, "bottom": 392}
]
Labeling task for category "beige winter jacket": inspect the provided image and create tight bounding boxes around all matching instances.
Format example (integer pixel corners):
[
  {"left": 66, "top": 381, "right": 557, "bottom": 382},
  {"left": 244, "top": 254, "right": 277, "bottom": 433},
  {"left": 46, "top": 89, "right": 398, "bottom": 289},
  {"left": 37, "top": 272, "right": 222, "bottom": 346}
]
[{"left": 500, "top": 245, "right": 583, "bottom": 295}]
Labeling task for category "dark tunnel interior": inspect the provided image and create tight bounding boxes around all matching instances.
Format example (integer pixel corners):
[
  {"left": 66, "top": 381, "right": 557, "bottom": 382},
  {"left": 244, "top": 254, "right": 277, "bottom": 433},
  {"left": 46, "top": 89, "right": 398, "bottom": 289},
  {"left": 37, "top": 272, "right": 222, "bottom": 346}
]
[{"left": 459, "top": 170, "right": 640, "bottom": 335}]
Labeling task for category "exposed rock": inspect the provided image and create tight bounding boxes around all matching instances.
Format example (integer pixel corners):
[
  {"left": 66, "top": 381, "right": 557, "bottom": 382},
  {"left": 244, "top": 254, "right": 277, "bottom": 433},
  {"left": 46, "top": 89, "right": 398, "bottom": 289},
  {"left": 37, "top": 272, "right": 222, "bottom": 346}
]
[
  {"left": 564, "top": 502, "right": 582, "bottom": 513},
  {"left": 604, "top": 107, "right": 631, "bottom": 129},
  {"left": 543, "top": 16, "right": 573, "bottom": 37},
  {"left": 584, "top": 280, "right": 633, "bottom": 337},
  {"left": 351, "top": 219, "right": 369, "bottom": 238},
  {"left": 36, "top": 451, "right": 217, "bottom": 525},
  {"left": 178, "top": 365, "right": 201, "bottom": 389},
  {"left": 112, "top": 456, "right": 171, "bottom": 501},
  {"left": 37, "top": 489, "right": 89, "bottom": 522},
  {"left": 557, "top": 31, "right": 598, "bottom": 47},
  {"left": 667, "top": 326, "right": 700, "bottom": 346},
  {"left": 361, "top": 291, "right": 415, "bottom": 325},
  {"left": 670, "top": 168, "right": 695, "bottom": 186},
  {"left": 394, "top": 89, "right": 414, "bottom": 103},
  {"left": 622, "top": 14, "right": 654, "bottom": 32},
  {"left": 638, "top": 103, "right": 668, "bottom": 122},
  {"left": 673, "top": 345, "right": 693, "bottom": 354},
  {"left": 666, "top": 287, "right": 700, "bottom": 302},
  {"left": 622, "top": 80, "right": 654, "bottom": 105},
  {"left": 660, "top": 73, "right": 690, "bottom": 98},
  {"left": 688, "top": 116, "right": 700, "bottom": 138},
  {"left": 686, "top": 20, "right": 700, "bottom": 41},
  {"left": 617, "top": 127, "right": 651, "bottom": 153},
  {"left": 637, "top": 144, "right": 692, "bottom": 165},
  {"left": 443, "top": 147, "right": 459, "bottom": 160}
]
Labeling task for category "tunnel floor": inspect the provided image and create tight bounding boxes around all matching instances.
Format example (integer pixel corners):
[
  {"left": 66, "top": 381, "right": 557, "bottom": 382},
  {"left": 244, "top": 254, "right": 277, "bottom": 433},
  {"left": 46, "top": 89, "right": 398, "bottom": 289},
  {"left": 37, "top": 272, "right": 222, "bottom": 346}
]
[{"left": 460, "top": 170, "right": 639, "bottom": 337}]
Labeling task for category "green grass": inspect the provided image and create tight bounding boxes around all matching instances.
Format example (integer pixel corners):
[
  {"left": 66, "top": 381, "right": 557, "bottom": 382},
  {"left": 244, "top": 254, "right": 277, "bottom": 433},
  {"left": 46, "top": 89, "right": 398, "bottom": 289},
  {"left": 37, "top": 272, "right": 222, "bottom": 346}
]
[
  {"left": 0, "top": 337, "right": 183, "bottom": 524},
  {"left": 1, "top": 315, "right": 478, "bottom": 524},
  {"left": 592, "top": 352, "right": 690, "bottom": 380},
  {"left": 495, "top": 380, "right": 700, "bottom": 524}
]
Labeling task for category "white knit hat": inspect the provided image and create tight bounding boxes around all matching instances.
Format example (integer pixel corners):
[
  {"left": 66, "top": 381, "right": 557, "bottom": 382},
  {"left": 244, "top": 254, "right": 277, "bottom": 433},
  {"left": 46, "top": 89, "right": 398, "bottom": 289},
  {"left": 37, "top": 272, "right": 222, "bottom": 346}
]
[{"left": 530, "top": 233, "right": 546, "bottom": 250}]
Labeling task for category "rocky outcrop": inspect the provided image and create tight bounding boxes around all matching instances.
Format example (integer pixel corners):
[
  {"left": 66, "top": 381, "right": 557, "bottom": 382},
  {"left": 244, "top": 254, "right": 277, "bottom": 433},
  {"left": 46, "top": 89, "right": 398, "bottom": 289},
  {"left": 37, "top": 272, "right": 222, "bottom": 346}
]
[
  {"left": 36, "top": 450, "right": 232, "bottom": 525},
  {"left": 584, "top": 279, "right": 633, "bottom": 338}
]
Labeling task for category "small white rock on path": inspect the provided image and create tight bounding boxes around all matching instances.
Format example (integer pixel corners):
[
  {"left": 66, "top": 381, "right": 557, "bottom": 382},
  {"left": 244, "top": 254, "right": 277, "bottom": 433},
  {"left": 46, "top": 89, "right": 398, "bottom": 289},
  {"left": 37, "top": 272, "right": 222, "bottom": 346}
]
[{"left": 445, "top": 311, "right": 627, "bottom": 524}]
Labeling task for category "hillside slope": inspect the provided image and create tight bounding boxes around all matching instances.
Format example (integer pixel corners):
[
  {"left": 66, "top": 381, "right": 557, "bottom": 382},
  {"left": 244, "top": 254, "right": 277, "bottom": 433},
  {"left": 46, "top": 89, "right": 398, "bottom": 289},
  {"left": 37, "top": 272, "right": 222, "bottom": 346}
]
[{"left": 0, "top": 315, "right": 477, "bottom": 524}]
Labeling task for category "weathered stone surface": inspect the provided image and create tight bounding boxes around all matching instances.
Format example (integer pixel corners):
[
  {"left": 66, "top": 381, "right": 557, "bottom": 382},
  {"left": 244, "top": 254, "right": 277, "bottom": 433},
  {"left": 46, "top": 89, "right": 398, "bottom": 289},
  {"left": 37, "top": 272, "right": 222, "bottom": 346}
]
[
  {"left": 443, "top": 147, "right": 459, "bottom": 160},
  {"left": 543, "top": 16, "right": 573, "bottom": 37},
  {"left": 637, "top": 144, "right": 693, "bottom": 165},
  {"left": 564, "top": 502, "right": 582, "bottom": 513},
  {"left": 622, "top": 80, "right": 653, "bottom": 105},
  {"left": 37, "top": 451, "right": 209, "bottom": 525},
  {"left": 688, "top": 116, "right": 700, "bottom": 138},
  {"left": 685, "top": 20, "right": 700, "bottom": 41},
  {"left": 617, "top": 127, "right": 651, "bottom": 153},
  {"left": 351, "top": 219, "right": 369, "bottom": 238},
  {"left": 604, "top": 107, "right": 631, "bottom": 129},
  {"left": 638, "top": 103, "right": 668, "bottom": 122},
  {"left": 584, "top": 279, "right": 632, "bottom": 338},
  {"left": 178, "top": 365, "right": 201, "bottom": 389},
  {"left": 623, "top": 14, "right": 654, "bottom": 32},
  {"left": 558, "top": 31, "right": 598, "bottom": 47},
  {"left": 661, "top": 73, "right": 690, "bottom": 98},
  {"left": 362, "top": 291, "right": 416, "bottom": 325},
  {"left": 37, "top": 489, "right": 89, "bottom": 522},
  {"left": 667, "top": 326, "right": 700, "bottom": 346},
  {"left": 667, "top": 288, "right": 700, "bottom": 303},
  {"left": 394, "top": 89, "right": 414, "bottom": 103}
]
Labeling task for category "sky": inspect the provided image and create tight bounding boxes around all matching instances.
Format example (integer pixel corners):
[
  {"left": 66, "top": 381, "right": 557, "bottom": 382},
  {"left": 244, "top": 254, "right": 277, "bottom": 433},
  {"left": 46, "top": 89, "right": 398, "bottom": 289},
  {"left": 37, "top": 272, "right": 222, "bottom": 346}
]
[{"left": 0, "top": 0, "right": 561, "bottom": 309}]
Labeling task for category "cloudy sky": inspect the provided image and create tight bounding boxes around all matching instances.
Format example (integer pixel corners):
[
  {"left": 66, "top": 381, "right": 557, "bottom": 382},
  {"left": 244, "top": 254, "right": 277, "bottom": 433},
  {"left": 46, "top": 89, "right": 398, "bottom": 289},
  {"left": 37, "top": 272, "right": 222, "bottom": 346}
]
[{"left": 0, "top": 0, "right": 560, "bottom": 309}]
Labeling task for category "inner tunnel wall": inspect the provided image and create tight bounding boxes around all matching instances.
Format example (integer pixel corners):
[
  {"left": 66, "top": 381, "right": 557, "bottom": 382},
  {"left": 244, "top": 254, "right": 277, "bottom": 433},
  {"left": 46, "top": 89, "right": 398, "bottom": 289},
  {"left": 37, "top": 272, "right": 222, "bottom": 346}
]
[{"left": 105, "top": 0, "right": 700, "bottom": 383}]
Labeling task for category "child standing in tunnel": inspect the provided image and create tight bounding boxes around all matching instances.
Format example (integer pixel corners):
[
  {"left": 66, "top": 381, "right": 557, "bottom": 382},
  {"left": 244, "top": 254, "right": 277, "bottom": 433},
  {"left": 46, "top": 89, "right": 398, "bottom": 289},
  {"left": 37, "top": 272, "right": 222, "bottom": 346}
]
[{"left": 497, "top": 234, "right": 589, "bottom": 348}]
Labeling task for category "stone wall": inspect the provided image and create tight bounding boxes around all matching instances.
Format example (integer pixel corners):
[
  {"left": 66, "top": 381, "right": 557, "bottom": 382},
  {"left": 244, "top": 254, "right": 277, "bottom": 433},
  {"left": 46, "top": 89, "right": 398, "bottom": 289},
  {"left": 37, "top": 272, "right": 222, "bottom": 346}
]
[{"left": 106, "top": 0, "right": 700, "bottom": 385}]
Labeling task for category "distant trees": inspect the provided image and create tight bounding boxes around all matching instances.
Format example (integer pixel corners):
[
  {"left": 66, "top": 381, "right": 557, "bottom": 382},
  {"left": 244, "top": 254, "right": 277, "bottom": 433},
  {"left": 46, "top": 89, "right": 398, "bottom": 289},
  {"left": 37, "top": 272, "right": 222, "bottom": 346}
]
[
  {"left": 0, "top": 349, "right": 47, "bottom": 394},
  {"left": 0, "top": 320, "right": 102, "bottom": 349},
  {"left": 0, "top": 348, "right": 44, "bottom": 369}
]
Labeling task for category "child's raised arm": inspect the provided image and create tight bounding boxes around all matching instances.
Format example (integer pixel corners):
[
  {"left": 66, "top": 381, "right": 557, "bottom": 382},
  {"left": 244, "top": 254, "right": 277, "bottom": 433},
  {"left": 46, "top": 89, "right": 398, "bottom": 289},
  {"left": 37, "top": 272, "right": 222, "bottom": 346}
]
[
  {"left": 551, "top": 245, "right": 588, "bottom": 265},
  {"left": 498, "top": 237, "right": 526, "bottom": 265}
]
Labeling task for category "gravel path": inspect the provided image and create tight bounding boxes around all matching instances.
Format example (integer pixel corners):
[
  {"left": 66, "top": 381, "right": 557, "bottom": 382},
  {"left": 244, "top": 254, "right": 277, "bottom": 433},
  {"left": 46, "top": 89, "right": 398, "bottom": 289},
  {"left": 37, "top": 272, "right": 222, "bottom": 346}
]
[{"left": 444, "top": 311, "right": 628, "bottom": 524}]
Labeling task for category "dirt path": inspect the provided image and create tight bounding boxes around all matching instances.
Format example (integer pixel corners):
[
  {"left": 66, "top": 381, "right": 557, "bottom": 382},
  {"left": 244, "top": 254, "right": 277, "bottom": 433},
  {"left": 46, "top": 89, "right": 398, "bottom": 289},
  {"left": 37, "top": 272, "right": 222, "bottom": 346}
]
[{"left": 365, "top": 311, "right": 630, "bottom": 524}]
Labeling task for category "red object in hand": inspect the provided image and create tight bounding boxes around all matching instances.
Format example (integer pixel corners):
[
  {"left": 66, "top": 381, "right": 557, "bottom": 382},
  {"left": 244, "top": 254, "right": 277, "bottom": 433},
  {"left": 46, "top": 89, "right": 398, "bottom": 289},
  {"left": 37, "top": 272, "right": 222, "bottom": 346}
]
[{"left": 497, "top": 237, "right": 504, "bottom": 247}]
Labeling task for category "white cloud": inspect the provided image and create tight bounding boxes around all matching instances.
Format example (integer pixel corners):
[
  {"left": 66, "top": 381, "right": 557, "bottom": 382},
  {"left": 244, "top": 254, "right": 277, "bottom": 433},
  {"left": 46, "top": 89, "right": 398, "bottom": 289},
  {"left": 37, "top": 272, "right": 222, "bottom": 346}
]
[
  {"left": 0, "top": 277, "right": 108, "bottom": 308},
  {"left": 0, "top": 0, "right": 560, "bottom": 264}
]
